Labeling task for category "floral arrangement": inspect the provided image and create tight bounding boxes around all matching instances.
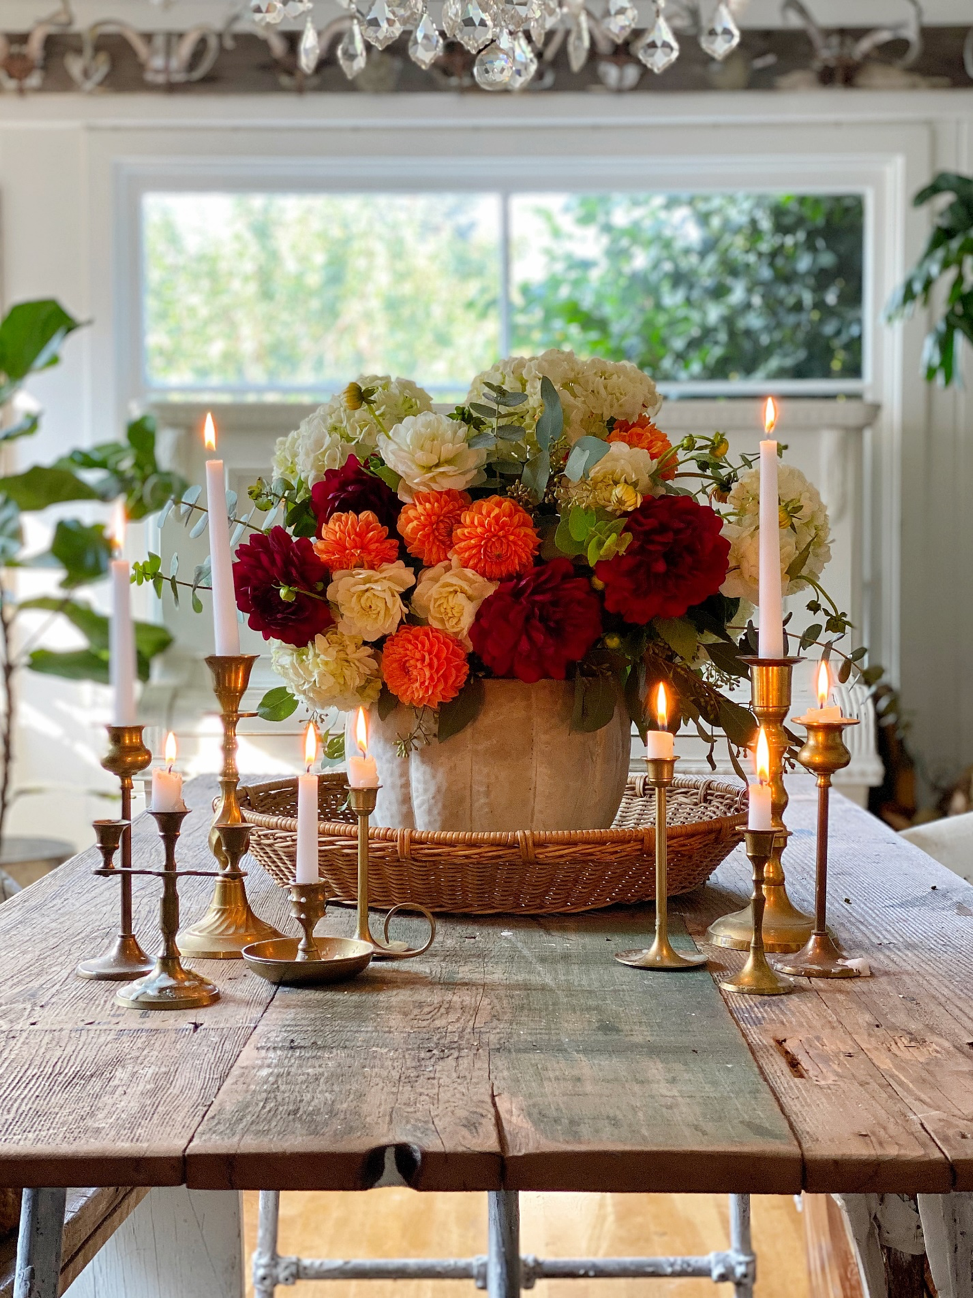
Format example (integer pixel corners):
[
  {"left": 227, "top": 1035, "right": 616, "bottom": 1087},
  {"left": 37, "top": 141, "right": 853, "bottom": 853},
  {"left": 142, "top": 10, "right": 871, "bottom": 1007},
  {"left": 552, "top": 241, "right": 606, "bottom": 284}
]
[{"left": 161, "top": 349, "right": 875, "bottom": 776}]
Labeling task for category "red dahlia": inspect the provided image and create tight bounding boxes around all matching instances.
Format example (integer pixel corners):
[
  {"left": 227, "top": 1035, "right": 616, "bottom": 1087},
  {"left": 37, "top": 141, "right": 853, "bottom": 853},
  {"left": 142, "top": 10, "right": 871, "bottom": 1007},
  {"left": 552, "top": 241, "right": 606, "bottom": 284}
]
[
  {"left": 233, "top": 525, "right": 332, "bottom": 647},
  {"left": 310, "top": 456, "right": 401, "bottom": 533},
  {"left": 595, "top": 494, "right": 729, "bottom": 624},
  {"left": 470, "top": 558, "right": 602, "bottom": 684}
]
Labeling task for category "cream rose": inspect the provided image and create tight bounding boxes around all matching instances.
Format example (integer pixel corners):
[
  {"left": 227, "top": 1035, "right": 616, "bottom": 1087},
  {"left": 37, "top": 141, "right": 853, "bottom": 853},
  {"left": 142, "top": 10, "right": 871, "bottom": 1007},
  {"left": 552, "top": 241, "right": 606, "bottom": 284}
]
[
  {"left": 377, "top": 411, "right": 487, "bottom": 501},
  {"left": 565, "top": 441, "right": 662, "bottom": 514},
  {"left": 411, "top": 560, "right": 498, "bottom": 649},
  {"left": 271, "top": 629, "right": 382, "bottom": 713},
  {"left": 328, "top": 561, "right": 415, "bottom": 641}
]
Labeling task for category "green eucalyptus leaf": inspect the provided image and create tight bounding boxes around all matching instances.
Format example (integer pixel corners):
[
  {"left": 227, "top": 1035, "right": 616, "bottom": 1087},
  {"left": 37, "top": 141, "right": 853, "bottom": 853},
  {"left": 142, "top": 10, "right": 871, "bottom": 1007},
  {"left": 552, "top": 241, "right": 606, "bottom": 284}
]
[
  {"left": 535, "top": 377, "right": 563, "bottom": 453},
  {"left": 495, "top": 425, "right": 525, "bottom": 441},
  {"left": 554, "top": 514, "right": 584, "bottom": 556},
  {"left": 568, "top": 506, "right": 596, "bottom": 542},
  {"left": 495, "top": 391, "right": 528, "bottom": 407},
  {"left": 469, "top": 402, "right": 500, "bottom": 419},
  {"left": 704, "top": 639, "right": 750, "bottom": 680},
  {"left": 189, "top": 511, "right": 209, "bottom": 539},
  {"left": 521, "top": 450, "right": 550, "bottom": 501},
  {"left": 564, "top": 436, "right": 609, "bottom": 483},
  {"left": 469, "top": 432, "right": 496, "bottom": 450}
]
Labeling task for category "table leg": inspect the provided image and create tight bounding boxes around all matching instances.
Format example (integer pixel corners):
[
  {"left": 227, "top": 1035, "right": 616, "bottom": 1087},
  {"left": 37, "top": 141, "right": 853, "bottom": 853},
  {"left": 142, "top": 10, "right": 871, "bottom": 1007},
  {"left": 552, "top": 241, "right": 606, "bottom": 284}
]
[
  {"left": 917, "top": 1193, "right": 973, "bottom": 1298},
  {"left": 487, "top": 1191, "right": 521, "bottom": 1298},
  {"left": 834, "top": 1193, "right": 927, "bottom": 1298},
  {"left": 729, "top": 1194, "right": 755, "bottom": 1298},
  {"left": 14, "top": 1187, "right": 67, "bottom": 1298},
  {"left": 253, "top": 1190, "right": 284, "bottom": 1298}
]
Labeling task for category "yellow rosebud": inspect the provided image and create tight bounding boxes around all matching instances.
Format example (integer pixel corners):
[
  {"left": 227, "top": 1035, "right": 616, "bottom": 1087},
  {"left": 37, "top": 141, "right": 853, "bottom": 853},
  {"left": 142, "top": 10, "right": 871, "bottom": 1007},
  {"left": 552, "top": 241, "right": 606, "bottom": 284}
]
[
  {"left": 608, "top": 483, "right": 641, "bottom": 513},
  {"left": 712, "top": 435, "right": 729, "bottom": 459},
  {"left": 343, "top": 382, "right": 364, "bottom": 411}
]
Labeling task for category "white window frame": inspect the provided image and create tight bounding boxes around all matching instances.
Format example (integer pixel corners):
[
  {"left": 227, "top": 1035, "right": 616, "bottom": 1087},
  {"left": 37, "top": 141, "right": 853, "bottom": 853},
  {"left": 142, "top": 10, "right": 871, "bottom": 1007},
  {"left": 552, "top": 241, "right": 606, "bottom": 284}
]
[{"left": 118, "top": 153, "right": 873, "bottom": 407}]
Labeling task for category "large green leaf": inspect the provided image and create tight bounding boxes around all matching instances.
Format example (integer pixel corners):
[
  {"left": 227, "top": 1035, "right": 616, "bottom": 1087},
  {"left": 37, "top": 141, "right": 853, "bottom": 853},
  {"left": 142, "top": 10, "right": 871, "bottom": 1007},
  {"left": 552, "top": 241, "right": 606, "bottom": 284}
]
[
  {"left": 27, "top": 647, "right": 109, "bottom": 683},
  {"left": 49, "top": 519, "right": 112, "bottom": 588},
  {"left": 571, "top": 673, "right": 617, "bottom": 733},
  {"left": 0, "top": 497, "right": 21, "bottom": 565},
  {"left": 0, "top": 465, "right": 100, "bottom": 511},
  {"left": 20, "top": 597, "right": 172, "bottom": 679},
  {"left": 653, "top": 616, "right": 699, "bottom": 663},
  {"left": 437, "top": 675, "right": 485, "bottom": 742},
  {"left": 257, "top": 686, "right": 299, "bottom": 722},
  {"left": 0, "top": 300, "right": 81, "bottom": 383}
]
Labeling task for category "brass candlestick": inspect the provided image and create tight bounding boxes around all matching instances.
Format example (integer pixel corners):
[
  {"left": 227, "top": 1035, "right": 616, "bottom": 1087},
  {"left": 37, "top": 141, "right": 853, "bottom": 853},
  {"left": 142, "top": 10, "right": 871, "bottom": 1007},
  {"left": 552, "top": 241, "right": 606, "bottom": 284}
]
[
  {"left": 348, "top": 784, "right": 436, "bottom": 960},
  {"left": 720, "top": 829, "right": 794, "bottom": 997},
  {"left": 776, "top": 713, "right": 861, "bottom": 979},
  {"left": 288, "top": 881, "right": 330, "bottom": 960},
  {"left": 77, "top": 725, "right": 154, "bottom": 981},
  {"left": 116, "top": 809, "right": 220, "bottom": 1010},
  {"left": 177, "top": 654, "right": 284, "bottom": 959},
  {"left": 706, "top": 657, "right": 813, "bottom": 953},
  {"left": 615, "top": 756, "right": 706, "bottom": 971}
]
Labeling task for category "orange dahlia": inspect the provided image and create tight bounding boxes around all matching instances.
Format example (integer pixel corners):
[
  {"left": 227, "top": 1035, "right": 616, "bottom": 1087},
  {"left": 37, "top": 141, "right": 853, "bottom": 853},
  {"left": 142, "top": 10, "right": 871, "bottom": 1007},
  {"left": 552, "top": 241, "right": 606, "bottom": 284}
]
[
  {"left": 397, "top": 489, "right": 471, "bottom": 566},
  {"left": 450, "top": 496, "right": 539, "bottom": 580},
  {"left": 609, "top": 417, "right": 676, "bottom": 480},
  {"left": 382, "top": 624, "right": 469, "bottom": 709},
  {"left": 313, "top": 510, "right": 399, "bottom": 571}
]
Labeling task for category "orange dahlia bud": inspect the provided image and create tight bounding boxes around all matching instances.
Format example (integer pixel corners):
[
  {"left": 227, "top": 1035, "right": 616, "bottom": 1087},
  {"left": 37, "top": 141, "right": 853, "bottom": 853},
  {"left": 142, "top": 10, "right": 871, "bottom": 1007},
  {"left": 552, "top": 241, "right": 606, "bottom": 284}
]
[
  {"left": 397, "top": 489, "right": 471, "bottom": 566},
  {"left": 609, "top": 417, "right": 676, "bottom": 480},
  {"left": 382, "top": 624, "right": 469, "bottom": 709},
  {"left": 451, "top": 495, "right": 540, "bottom": 580},
  {"left": 313, "top": 510, "right": 400, "bottom": 571}
]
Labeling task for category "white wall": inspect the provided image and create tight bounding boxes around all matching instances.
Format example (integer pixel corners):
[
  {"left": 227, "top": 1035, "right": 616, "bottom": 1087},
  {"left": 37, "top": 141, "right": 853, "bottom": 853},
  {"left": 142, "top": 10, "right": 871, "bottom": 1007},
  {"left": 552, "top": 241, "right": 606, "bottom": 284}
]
[{"left": 0, "top": 89, "right": 970, "bottom": 848}]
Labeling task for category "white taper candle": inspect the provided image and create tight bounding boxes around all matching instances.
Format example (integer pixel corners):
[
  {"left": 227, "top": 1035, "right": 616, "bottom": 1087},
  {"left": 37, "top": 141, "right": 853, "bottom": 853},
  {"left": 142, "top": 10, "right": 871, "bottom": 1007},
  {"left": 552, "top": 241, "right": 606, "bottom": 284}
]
[
  {"left": 204, "top": 413, "right": 241, "bottom": 657},
  {"left": 758, "top": 398, "right": 784, "bottom": 660}
]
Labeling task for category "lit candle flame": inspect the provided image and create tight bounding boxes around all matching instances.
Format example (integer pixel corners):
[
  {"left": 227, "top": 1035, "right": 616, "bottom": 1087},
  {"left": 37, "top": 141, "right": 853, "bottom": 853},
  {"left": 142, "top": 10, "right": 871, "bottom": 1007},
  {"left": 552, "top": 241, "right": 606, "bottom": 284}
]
[
  {"left": 755, "top": 727, "right": 771, "bottom": 784},
  {"left": 655, "top": 682, "right": 668, "bottom": 731},
  {"left": 304, "top": 721, "right": 317, "bottom": 772},
  {"left": 203, "top": 411, "right": 217, "bottom": 454},
  {"left": 164, "top": 731, "right": 177, "bottom": 772},
  {"left": 816, "top": 659, "right": 830, "bottom": 709},
  {"left": 763, "top": 396, "right": 778, "bottom": 437},
  {"left": 108, "top": 498, "right": 126, "bottom": 553},
  {"left": 354, "top": 706, "right": 369, "bottom": 757}
]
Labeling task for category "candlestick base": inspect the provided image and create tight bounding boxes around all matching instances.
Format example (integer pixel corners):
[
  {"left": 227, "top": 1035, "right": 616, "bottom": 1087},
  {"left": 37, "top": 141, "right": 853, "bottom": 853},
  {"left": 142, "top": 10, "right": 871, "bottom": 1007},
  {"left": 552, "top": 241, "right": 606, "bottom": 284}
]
[
  {"left": 775, "top": 930, "right": 861, "bottom": 979},
  {"left": 615, "top": 935, "right": 707, "bottom": 970},
  {"left": 719, "top": 829, "right": 795, "bottom": 998},
  {"left": 705, "top": 882, "right": 814, "bottom": 953},
  {"left": 720, "top": 954, "right": 795, "bottom": 997},
  {"left": 76, "top": 934, "right": 153, "bottom": 981},
  {"left": 177, "top": 877, "right": 284, "bottom": 959},
  {"left": 116, "top": 957, "right": 219, "bottom": 1010}
]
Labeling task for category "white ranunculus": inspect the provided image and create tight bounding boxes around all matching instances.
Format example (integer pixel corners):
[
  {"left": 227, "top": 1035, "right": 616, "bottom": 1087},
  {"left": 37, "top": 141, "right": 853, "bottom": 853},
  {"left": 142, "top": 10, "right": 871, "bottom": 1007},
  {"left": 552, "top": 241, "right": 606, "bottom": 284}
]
[
  {"left": 376, "top": 411, "right": 487, "bottom": 501},
  {"left": 327, "top": 561, "right": 416, "bottom": 641},
  {"left": 411, "top": 559, "right": 498, "bottom": 649},
  {"left": 720, "top": 464, "right": 832, "bottom": 605},
  {"left": 272, "top": 428, "right": 303, "bottom": 482},
  {"left": 566, "top": 441, "right": 663, "bottom": 514},
  {"left": 271, "top": 629, "right": 382, "bottom": 713}
]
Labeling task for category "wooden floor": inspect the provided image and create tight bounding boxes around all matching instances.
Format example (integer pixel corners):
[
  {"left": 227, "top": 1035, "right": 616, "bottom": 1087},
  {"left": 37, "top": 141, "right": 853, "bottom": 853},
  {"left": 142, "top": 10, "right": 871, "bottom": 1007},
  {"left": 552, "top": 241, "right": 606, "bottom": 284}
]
[{"left": 242, "top": 1191, "right": 809, "bottom": 1298}]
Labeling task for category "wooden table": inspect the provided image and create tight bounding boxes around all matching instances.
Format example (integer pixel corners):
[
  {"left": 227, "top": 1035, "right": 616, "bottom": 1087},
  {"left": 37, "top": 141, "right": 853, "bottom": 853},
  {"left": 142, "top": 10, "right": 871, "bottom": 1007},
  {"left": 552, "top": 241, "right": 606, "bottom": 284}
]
[{"left": 1, "top": 777, "right": 971, "bottom": 1298}]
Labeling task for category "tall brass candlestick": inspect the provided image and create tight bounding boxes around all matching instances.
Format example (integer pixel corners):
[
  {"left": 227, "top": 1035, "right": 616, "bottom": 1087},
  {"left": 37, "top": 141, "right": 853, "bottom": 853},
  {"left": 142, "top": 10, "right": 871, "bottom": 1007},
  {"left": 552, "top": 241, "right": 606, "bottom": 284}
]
[
  {"left": 177, "top": 654, "right": 283, "bottom": 958},
  {"left": 77, "top": 725, "right": 154, "bottom": 981},
  {"left": 706, "top": 657, "right": 813, "bottom": 953},
  {"left": 117, "top": 809, "right": 219, "bottom": 1010},
  {"left": 720, "top": 829, "right": 794, "bottom": 997},
  {"left": 777, "top": 712, "right": 861, "bottom": 979},
  {"left": 615, "top": 756, "right": 706, "bottom": 971}
]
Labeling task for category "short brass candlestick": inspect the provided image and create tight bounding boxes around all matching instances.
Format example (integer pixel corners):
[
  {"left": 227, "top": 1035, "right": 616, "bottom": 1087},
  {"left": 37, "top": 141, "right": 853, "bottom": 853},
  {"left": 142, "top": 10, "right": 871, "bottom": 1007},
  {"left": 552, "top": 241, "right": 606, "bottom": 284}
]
[
  {"left": 720, "top": 829, "right": 794, "bottom": 997},
  {"left": 707, "top": 657, "right": 813, "bottom": 953},
  {"left": 178, "top": 654, "right": 283, "bottom": 959},
  {"left": 77, "top": 725, "right": 154, "bottom": 981},
  {"left": 116, "top": 809, "right": 219, "bottom": 1010},
  {"left": 288, "top": 881, "right": 330, "bottom": 960},
  {"left": 776, "top": 713, "right": 861, "bottom": 979},
  {"left": 348, "top": 784, "right": 436, "bottom": 960},
  {"left": 615, "top": 756, "right": 706, "bottom": 971}
]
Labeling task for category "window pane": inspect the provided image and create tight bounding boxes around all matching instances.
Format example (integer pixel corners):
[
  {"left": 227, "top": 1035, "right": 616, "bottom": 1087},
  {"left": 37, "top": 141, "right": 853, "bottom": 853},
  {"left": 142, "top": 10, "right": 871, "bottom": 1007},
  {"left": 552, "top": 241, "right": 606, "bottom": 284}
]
[
  {"left": 142, "top": 192, "right": 502, "bottom": 397},
  {"left": 509, "top": 193, "right": 863, "bottom": 382}
]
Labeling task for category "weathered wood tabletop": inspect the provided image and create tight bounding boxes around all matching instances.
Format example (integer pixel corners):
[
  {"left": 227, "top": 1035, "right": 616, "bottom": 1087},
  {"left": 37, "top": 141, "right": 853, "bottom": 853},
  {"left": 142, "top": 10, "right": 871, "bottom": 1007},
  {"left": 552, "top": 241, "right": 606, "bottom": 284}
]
[{"left": 0, "top": 775, "right": 966, "bottom": 1198}]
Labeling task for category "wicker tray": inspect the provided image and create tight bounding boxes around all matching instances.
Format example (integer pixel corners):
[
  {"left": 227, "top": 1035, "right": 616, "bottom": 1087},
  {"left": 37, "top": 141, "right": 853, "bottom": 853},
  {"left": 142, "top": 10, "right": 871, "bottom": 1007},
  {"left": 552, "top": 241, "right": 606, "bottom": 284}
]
[{"left": 239, "top": 773, "right": 746, "bottom": 915}]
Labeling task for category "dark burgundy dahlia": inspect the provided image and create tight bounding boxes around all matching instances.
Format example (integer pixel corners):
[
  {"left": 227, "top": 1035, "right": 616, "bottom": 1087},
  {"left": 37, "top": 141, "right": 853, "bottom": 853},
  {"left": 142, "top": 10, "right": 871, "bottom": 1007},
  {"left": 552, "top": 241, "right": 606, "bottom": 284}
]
[
  {"left": 470, "top": 558, "right": 603, "bottom": 683},
  {"left": 595, "top": 494, "right": 730, "bottom": 624},
  {"left": 233, "top": 525, "right": 332, "bottom": 646},
  {"left": 310, "top": 456, "right": 401, "bottom": 533}
]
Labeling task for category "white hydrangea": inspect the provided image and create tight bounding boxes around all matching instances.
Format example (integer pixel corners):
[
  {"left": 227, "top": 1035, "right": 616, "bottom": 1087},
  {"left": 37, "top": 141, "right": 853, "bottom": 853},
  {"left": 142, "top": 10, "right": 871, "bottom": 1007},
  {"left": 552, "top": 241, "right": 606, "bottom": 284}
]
[
  {"left": 411, "top": 559, "right": 498, "bottom": 649},
  {"left": 720, "top": 463, "right": 832, "bottom": 605},
  {"left": 271, "top": 628, "right": 382, "bottom": 713},
  {"left": 466, "top": 349, "right": 663, "bottom": 448},
  {"left": 272, "top": 375, "right": 433, "bottom": 487},
  {"left": 376, "top": 411, "right": 487, "bottom": 501},
  {"left": 327, "top": 561, "right": 416, "bottom": 641},
  {"left": 564, "top": 441, "right": 663, "bottom": 514}
]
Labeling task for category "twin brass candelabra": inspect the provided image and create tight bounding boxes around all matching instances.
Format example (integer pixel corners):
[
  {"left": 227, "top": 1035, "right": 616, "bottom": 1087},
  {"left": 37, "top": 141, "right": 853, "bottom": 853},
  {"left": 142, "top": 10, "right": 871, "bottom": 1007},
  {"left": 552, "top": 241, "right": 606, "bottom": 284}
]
[
  {"left": 77, "top": 725, "right": 154, "bottom": 980},
  {"left": 706, "top": 657, "right": 814, "bottom": 954},
  {"left": 177, "top": 654, "right": 283, "bottom": 959},
  {"left": 615, "top": 755, "right": 706, "bottom": 971}
]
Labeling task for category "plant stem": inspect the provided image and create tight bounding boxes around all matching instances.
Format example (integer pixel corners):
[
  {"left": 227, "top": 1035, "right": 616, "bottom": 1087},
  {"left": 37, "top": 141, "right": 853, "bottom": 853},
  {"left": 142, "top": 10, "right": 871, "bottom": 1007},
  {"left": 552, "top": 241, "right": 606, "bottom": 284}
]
[{"left": 0, "top": 582, "right": 17, "bottom": 853}]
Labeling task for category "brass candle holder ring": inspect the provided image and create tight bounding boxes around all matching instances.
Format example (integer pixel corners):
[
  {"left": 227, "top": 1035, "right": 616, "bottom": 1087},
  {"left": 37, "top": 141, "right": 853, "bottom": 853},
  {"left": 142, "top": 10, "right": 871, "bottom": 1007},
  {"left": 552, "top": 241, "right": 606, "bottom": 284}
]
[
  {"left": 77, "top": 725, "right": 154, "bottom": 981},
  {"left": 242, "top": 879, "right": 374, "bottom": 986},
  {"left": 720, "top": 829, "right": 795, "bottom": 997},
  {"left": 615, "top": 756, "right": 706, "bottom": 971},
  {"left": 116, "top": 809, "right": 221, "bottom": 1011},
  {"left": 776, "top": 714, "right": 862, "bottom": 980},
  {"left": 177, "top": 653, "right": 284, "bottom": 959},
  {"left": 707, "top": 657, "right": 813, "bottom": 954},
  {"left": 349, "top": 784, "right": 436, "bottom": 960}
]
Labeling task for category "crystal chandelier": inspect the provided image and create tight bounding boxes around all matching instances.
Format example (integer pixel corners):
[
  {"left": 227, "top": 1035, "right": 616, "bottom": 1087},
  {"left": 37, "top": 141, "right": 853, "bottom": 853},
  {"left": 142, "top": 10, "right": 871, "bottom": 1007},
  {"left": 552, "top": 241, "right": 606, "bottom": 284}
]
[{"left": 250, "top": 0, "right": 742, "bottom": 91}]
